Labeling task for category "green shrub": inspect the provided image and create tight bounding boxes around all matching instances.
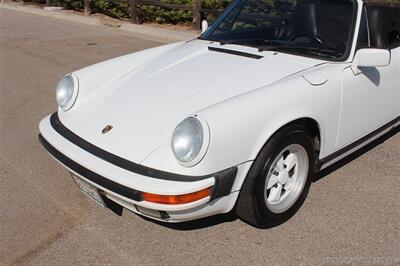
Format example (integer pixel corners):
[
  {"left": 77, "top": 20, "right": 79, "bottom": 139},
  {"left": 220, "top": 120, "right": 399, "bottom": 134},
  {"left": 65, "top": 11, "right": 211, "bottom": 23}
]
[
  {"left": 42, "top": 0, "right": 232, "bottom": 24},
  {"left": 92, "top": 0, "right": 130, "bottom": 19},
  {"left": 137, "top": 0, "right": 231, "bottom": 24},
  {"left": 38, "top": 0, "right": 400, "bottom": 26},
  {"left": 51, "top": 0, "right": 84, "bottom": 10}
]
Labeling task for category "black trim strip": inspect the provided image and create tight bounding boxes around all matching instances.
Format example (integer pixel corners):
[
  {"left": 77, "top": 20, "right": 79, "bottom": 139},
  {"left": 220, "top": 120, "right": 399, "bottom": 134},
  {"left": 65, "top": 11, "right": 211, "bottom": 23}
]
[
  {"left": 40, "top": 131, "right": 239, "bottom": 202},
  {"left": 50, "top": 113, "right": 211, "bottom": 182},
  {"left": 39, "top": 134, "right": 143, "bottom": 201},
  {"left": 208, "top": 47, "right": 263, "bottom": 60},
  {"left": 320, "top": 116, "right": 400, "bottom": 167},
  {"left": 211, "top": 167, "right": 238, "bottom": 200}
]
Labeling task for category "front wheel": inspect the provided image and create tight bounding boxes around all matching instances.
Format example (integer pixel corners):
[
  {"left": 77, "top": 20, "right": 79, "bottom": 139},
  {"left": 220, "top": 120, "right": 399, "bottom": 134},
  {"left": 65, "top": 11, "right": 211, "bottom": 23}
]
[{"left": 236, "top": 125, "right": 315, "bottom": 228}]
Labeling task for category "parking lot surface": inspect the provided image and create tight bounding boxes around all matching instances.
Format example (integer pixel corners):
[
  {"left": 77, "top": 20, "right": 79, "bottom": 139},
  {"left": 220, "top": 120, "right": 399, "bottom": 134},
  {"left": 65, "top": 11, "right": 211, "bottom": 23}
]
[{"left": 0, "top": 8, "right": 399, "bottom": 265}]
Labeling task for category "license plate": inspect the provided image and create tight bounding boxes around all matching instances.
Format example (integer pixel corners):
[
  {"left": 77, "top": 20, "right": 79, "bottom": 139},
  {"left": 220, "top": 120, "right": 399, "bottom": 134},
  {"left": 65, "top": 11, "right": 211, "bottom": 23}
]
[{"left": 71, "top": 174, "right": 105, "bottom": 208}]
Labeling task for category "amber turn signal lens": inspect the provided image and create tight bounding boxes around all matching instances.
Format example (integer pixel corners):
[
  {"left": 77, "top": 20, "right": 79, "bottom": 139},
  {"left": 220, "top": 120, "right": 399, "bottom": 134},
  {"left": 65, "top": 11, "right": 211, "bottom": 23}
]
[{"left": 142, "top": 187, "right": 212, "bottom": 205}]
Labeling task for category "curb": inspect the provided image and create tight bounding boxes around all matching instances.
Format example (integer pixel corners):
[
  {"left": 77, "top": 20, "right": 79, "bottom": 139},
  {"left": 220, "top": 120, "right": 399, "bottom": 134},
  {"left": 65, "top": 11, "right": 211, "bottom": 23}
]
[{"left": 0, "top": 2, "right": 198, "bottom": 43}]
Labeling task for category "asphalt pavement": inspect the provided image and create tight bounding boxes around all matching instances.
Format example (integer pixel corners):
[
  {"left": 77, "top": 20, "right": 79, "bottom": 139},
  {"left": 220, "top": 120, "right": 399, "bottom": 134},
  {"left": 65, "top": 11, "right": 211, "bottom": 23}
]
[{"left": 0, "top": 8, "right": 399, "bottom": 265}]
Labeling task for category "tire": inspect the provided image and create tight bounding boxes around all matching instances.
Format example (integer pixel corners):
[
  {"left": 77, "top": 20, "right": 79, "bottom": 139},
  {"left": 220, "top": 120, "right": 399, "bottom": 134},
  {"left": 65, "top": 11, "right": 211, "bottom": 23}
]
[{"left": 235, "top": 124, "right": 315, "bottom": 228}]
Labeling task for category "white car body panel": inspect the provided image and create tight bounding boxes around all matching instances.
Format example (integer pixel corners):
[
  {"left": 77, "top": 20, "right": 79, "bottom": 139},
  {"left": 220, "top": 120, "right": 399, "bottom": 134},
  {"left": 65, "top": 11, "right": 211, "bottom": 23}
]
[
  {"left": 142, "top": 63, "right": 345, "bottom": 174},
  {"left": 39, "top": 0, "right": 400, "bottom": 222},
  {"left": 338, "top": 48, "right": 400, "bottom": 148},
  {"left": 60, "top": 40, "right": 323, "bottom": 167},
  {"left": 72, "top": 42, "right": 182, "bottom": 108},
  {"left": 40, "top": 115, "right": 215, "bottom": 196}
]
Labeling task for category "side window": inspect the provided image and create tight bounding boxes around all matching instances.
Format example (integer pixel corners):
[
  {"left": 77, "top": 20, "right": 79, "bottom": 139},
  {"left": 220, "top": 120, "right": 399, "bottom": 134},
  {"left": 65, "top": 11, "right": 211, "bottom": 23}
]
[
  {"left": 381, "top": 7, "right": 400, "bottom": 49},
  {"left": 366, "top": 6, "right": 384, "bottom": 48},
  {"left": 362, "top": 6, "right": 400, "bottom": 50},
  {"left": 355, "top": 5, "right": 399, "bottom": 51},
  {"left": 356, "top": 7, "right": 369, "bottom": 50}
]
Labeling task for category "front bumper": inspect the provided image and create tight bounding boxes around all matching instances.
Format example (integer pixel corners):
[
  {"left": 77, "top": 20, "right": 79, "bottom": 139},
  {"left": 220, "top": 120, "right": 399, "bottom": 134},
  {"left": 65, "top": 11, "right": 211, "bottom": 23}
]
[{"left": 39, "top": 113, "right": 251, "bottom": 222}]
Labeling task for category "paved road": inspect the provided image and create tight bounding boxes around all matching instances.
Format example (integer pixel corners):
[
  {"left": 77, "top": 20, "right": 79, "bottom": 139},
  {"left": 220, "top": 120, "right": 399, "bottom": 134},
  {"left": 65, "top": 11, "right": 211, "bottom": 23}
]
[{"left": 1, "top": 8, "right": 399, "bottom": 265}]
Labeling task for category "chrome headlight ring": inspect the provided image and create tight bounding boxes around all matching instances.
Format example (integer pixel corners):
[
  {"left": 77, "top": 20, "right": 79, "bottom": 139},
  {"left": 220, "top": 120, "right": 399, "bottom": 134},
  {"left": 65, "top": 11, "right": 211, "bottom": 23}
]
[
  {"left": 171, "top": 116, "right": 210, "bottom": 167},
  {"left": 56, "top": 74, "right": 79, "bottom": 111}
]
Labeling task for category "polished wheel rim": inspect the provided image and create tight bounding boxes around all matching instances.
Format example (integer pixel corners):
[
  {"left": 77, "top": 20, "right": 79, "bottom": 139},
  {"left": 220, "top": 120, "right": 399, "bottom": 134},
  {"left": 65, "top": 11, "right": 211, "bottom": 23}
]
[{"left": 264, "top": 144, "right": 309, "bottom": 214}]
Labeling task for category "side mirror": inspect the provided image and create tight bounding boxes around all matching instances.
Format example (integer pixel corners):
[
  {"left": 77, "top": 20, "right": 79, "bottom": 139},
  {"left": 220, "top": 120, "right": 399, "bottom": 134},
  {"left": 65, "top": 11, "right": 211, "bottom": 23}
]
[
  {"left": 351, "top": 48, "right": 390, "bottom": 74},
  {"left": 201, "top": 20, "right": 208, "bottom": 34}
]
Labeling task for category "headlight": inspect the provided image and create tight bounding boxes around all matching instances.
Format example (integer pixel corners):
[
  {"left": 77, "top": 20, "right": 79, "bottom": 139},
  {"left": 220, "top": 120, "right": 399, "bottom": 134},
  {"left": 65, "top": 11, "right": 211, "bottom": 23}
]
[
  {"left": 171, "top": 116, "right": 210, "bottom": 167},
  {"left": 56, "top": 74, "right": 78, "bottom": 111}
]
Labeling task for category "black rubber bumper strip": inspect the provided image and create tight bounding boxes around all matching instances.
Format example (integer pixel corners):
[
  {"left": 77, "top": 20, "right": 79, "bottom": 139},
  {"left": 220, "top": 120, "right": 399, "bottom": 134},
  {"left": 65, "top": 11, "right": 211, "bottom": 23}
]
[
  {"left": 39, "top": 134, "right": 143, "bottom": 201},
  {"left": 49, "top": 112, "right": 212, "bottom": 182},
  {"left": 39, "top": 133, "right": 238, "bottom": 201},
  {"left": 46, "top": 113, "right": 238, "bottom": 199}
]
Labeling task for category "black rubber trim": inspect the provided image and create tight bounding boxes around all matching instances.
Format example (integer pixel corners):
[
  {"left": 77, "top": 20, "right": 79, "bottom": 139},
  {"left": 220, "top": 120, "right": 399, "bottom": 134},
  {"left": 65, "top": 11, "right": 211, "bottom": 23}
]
[
  {"left": 319, "top": 116, "right": 400, "bottom": 167},
  {"left": 211, "top": 167, "right": 238, "bottom": 200},
  {"left": 39, "top": 134, "right": 143, "bottom": 201},
  {"left": 208, "top": 46, "right": 263, "bottom": 59},
  {"left": 100, "top": 192, "right": 124, "bottom": 216},
  {"left": 159, "top": 211, "right": 170, "bottom": 219},
  {"left": 49, "top": 112, "right": 212, "bottom": 182}
]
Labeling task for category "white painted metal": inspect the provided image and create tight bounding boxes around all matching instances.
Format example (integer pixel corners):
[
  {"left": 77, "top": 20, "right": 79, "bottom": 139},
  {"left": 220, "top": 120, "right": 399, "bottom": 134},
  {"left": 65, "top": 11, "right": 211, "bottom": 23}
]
[
  {"left": 337, "top": 54, "right": 398, "bottom": 149},
  {"left": 320, "top": 127, "right": 393, "bottom": 170},
  {"left": 40, "top": 116, "right": 214, "bottom": 196},
  {"left": 39, "top": 0, "right": 400, "bottom": 222},
  {"left": 351, "top": 48, "right": 391, "bottom": 74}
]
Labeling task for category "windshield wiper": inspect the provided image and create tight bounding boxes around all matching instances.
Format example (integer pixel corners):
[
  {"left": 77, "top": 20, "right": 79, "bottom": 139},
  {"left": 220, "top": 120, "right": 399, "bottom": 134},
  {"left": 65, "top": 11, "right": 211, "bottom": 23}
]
[
  {"left": 219, "top": 39, "right": 244, "bottom": 45},
  {"left": 219, "top": 39, "right": 282, "bottom": 48},
  {"left": 216, "top": 40, "right": 343, "bottom": 59},
  {"left": 258, "top": 45, "right": 343, "bottom": 59}
]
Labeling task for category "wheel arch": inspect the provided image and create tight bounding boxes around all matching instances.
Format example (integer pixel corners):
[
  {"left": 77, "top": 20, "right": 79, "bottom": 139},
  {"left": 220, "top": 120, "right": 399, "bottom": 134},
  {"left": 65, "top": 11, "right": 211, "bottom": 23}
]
[
  {"left": 235, "top": 117, "right": 321, "bottom": 227},
  {"left": 231, "top": 116, "right": 324, "bottom": 193},
  {"left": 277, "top": 117, "right": 321, "bottom": 152},
  {"left": 251, "top": 116, "right": 323, "bottom": 161}
]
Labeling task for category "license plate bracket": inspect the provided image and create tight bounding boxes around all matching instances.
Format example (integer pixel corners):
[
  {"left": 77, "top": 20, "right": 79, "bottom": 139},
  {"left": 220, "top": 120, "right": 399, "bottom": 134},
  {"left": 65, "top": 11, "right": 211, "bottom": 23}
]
[{"left": 71, "top": 174, "right": 106, "bottom": 208}]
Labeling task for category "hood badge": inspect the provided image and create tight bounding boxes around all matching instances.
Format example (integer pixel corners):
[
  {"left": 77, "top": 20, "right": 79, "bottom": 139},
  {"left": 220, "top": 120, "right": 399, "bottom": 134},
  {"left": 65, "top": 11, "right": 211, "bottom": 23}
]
[{"left": 102, "top": 125, "right": 113, "bottom": 134}]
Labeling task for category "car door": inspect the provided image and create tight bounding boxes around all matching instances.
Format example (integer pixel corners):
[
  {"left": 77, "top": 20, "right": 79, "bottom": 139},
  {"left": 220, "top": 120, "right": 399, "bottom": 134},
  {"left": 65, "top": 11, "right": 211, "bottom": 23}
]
[
  {"left": 385, "top": 8, "right": 400, "bottom": 119},
  {"left": 337, "top": 5, "right": 399, "bottom": 149}
]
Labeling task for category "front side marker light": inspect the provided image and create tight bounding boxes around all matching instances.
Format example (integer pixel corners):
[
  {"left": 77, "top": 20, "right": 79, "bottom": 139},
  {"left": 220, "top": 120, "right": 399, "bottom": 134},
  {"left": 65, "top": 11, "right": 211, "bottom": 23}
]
[{"left": 142, "top": 187, "right": 212, "bottom": 205}]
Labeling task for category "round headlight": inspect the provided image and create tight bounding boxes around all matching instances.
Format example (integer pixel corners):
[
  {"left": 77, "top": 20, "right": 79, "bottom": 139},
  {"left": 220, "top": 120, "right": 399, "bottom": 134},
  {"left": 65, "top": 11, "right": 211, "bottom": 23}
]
[
  {"left": 56, "top": 75, "right": 77, "bottom": 111},
  {"left": 171, "top": 117, "right": 209, "bottom": 166}
]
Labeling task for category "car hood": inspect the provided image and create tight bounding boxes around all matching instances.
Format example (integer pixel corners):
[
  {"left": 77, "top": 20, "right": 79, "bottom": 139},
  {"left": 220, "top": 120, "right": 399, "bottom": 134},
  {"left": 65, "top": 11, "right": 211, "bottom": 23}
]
[{"left": 60, "top": 40, "right": 323, "bottom": 163}]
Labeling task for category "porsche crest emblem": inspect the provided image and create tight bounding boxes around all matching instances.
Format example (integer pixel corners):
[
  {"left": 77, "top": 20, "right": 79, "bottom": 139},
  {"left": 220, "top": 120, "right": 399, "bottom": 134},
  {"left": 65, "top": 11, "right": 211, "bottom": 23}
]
[{"left": 102, "top": 125, "right": 113, "bottom": 134}]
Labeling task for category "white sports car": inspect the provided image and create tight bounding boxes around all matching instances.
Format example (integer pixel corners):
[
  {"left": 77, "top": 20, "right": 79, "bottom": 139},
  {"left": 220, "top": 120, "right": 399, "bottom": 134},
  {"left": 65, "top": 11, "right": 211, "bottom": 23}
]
[{"left": 39, "top": 0, "right": 400, "bottom": 228}]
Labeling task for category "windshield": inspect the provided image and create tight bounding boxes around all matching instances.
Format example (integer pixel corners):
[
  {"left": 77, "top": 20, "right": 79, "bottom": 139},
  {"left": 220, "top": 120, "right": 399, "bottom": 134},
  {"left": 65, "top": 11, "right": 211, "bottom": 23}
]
[{"left": 201, "top": 0, "right": 357, "bottom": 60}]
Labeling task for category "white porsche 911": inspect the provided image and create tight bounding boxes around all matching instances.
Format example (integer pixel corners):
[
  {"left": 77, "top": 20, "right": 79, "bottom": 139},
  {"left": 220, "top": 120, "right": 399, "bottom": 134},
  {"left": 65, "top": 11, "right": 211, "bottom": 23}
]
[{"left": 39, "top": 0, "right": 399, "bottom": 228}]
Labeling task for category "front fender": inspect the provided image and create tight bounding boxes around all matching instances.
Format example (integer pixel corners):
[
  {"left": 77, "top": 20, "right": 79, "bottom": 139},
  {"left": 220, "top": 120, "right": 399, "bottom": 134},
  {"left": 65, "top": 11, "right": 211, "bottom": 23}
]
[
  {"left": 141, "top": 64, "right": 343, "bottom": 191},
  {"left": 200, "top": 66, "right": 343, "bottom": 169}
]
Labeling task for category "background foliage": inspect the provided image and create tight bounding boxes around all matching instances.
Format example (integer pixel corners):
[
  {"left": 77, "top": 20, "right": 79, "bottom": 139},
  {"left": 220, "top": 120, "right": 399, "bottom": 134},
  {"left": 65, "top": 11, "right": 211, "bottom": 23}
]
[
  {"left": 30, "top": 0, "right": 399, "bottom": 25},
  {"left": 32, "top": 0, "right": 232, "bottom": 24},
  {"left": 137, "top": 0, "right": 231, "bottom": 24}
]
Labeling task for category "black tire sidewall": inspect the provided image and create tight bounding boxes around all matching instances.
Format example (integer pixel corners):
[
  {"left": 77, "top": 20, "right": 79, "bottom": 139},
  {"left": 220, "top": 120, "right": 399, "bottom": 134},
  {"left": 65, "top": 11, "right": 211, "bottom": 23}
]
[{"left": 252, "top": 126, "right": 315, "bottom": 226}]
